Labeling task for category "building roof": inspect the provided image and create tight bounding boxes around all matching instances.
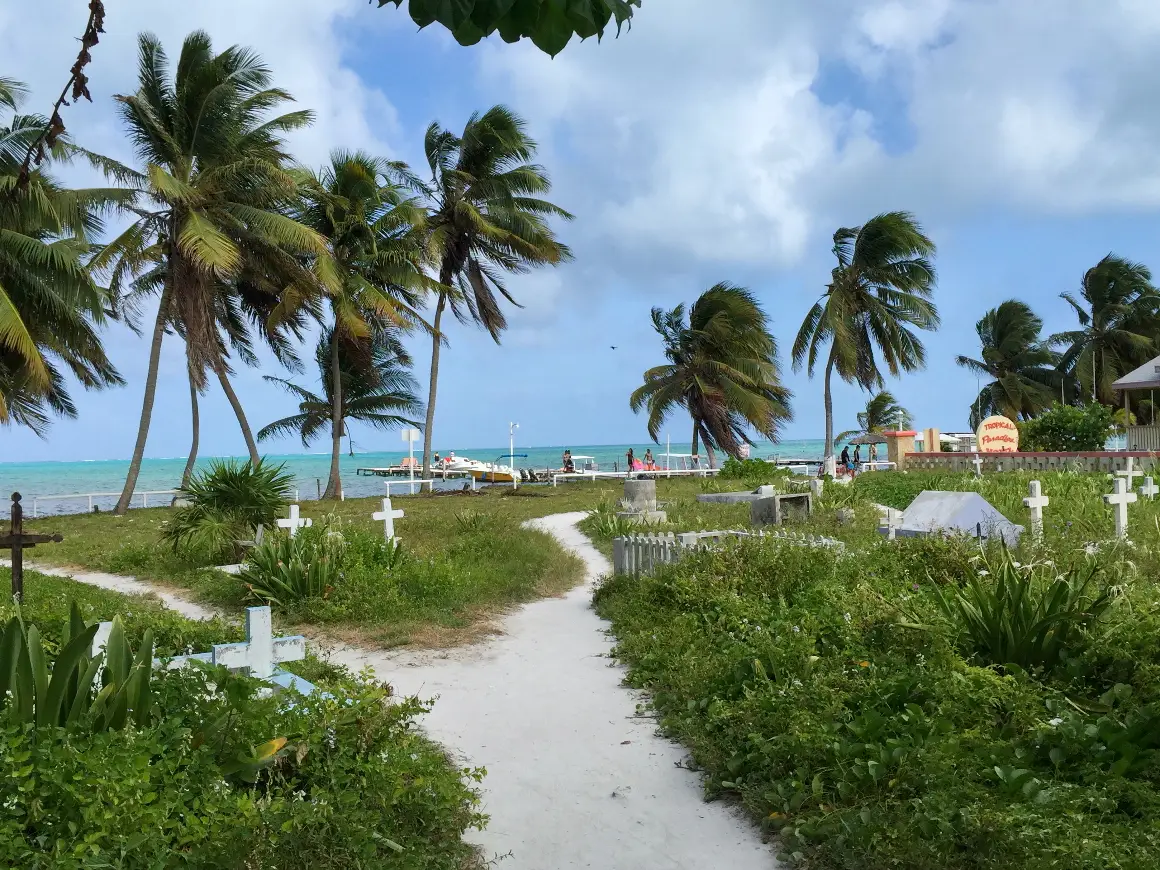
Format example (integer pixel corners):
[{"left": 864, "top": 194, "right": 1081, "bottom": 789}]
[{"left": 1112, "top": 354, "right": 1160, "bottom": 391}]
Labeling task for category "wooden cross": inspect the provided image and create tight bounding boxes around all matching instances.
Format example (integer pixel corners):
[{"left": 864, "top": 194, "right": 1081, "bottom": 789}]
[
  {"left": 971, "top": 454, "right": 984, "bottom": 477},
  {"left": 1140, "top": 476, "right": 1159, "bottom": 501},
  {"left": 1023, "top": 480, "right": 1049, "bottom": 540},
  {"left": 372, "top": 497, "right": 405, "bottom": 542},
  {"left": 1104, "top": 477, "right": 1138, "bottom": 539},
  {"left": 1, "top": 493, "right": 63, "bottom": 601},
  {"left": 276, "top": 503, "right": 312, "bottom": 538}
]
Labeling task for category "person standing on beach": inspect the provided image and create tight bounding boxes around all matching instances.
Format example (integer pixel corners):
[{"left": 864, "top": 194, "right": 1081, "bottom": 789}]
[
  {"left": 839, "top": 445, "right": 851, "bottom": 477},
  {"left": 852, "top": 444, "right": 861, "bottom": 470},
  {"left": 626, "top": 448, "right": 635, "bottom": 472}
]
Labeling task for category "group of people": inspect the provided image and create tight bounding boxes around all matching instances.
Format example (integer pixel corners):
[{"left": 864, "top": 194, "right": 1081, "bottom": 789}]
[
  {"left": 837, "top": 442, "right": 878, "bottom": 477},
  {"left": 625, "top": 448, "right": 660, "bottom": 472}
]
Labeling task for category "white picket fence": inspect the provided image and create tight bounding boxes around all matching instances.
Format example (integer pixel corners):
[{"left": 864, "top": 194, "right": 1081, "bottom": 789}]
[{"left": 612, "top": 528, "right": 845, "bottom": 576}]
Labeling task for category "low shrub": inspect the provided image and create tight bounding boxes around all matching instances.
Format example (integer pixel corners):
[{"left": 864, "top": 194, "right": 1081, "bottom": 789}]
[
  {"left": 718, "top": 456, "right": 791, "bottom": 486},
  {"left": 595, "top": 535, "right": 1160, "bottom": 869},
  {"left": 163, "top": 459, "right": 294, "bottom": 563},
  {"left": 0, "top": 665, "right": 484, "bottom": 868},
  {"left": 1018, "top": 402, "right": 1114, "bottom": 452},
  {"left": 0, "top": 604, "right": 484, "bottom": 868}
]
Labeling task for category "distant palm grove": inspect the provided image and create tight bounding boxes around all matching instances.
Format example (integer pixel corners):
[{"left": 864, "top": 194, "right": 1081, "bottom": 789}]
[
  {"left": 1, "top": 31, "right": 570, "bottom": 512},
  {"left": 5, "top": 31, "right": 1159, "bottom": 496}
]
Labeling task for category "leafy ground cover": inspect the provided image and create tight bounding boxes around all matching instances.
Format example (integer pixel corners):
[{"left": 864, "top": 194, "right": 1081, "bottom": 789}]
[
  {"left": 595, "top": 535, "right": 1160, "bottom": 868},
  {"left": 595, "top": 470, "right": 1160, "bottom": 867},
  {"left": 0, "top": 568, "right": 483, "bottom": 869}
]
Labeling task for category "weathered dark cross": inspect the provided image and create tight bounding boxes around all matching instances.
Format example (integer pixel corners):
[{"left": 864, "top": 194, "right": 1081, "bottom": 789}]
[{"left": 1, "top": 492, "right": 63, "bottom": 601}]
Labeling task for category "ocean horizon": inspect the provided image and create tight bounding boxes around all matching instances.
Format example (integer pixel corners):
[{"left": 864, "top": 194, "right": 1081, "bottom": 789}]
[{"left": 0, "top": 439, "right": 829, "bottom": 517}]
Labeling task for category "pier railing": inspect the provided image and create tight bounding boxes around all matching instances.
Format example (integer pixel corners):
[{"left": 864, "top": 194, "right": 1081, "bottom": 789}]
[
  {"left": 612, "top": 528, "right": 846, "bottom": 576},
  {"left": 31, "top": 490, "right": 179, "bottom": 517},
  {"left": 552, "top": 467, "right": 721, "bottom": 487}
]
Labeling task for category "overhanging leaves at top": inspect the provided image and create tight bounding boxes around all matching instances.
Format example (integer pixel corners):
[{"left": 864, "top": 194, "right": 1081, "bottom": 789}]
[{"left": 376, "top": 0, "right": 641, "bottom": 56}]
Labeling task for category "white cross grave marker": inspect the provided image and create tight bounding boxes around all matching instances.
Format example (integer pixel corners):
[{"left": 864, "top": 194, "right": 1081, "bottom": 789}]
[
  {"left": 1104, "top": 477, "right": 1138, "bottom": 539},
  {"left": 213, "top": 606, "right": 305, "bottom": 679},
  {"left": 972, "top": 454, "right": 984, "bottom": 477},
  {"left": 879, "top": 507, "right": 904, "bottom": 541},
  {"left": 277, "top": 503, "right": 312, "bottom": 538},
  {"left": 1023, "top": 479, "right": 1049, "bottom": 540},
  {"left": 1115, "top": 456, "right": 1143, "bottom": 488},
  {"left": 372, "top": 497, "right": 405, "bottom": 542},
  {"left": 1140, "top": 476, "right": 1159, "bottom": 501}
]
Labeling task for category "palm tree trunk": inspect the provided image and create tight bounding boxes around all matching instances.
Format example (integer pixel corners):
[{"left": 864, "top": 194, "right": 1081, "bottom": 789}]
[
  {"left": 421, "top": 292, "right": 448, "bottom": 478},
  {"left": 823, "top": 351, "right": 836, "bottom": 459},
  {"left": 181, "top": 351, "right": 199, "bottom": 489},
  {"left": 115, "top": 284, "right": 172, "bottom": 515},
  {"left": 214, "top": 359, "right": 260, "bottom": 465},
  {"left": 323, "top": 325, "right": 344, "bottom": 500},
  {"left": 691, "top": 416, "right": 700, "bottom": 461}
]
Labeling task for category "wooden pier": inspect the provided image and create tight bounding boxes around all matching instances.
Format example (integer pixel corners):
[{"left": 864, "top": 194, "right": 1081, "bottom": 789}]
[{"left": 355, "top": 466, "right": 472, "bottom": 479}]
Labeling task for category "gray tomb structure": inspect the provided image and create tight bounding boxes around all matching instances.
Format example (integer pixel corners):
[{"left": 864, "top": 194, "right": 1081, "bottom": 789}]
[
  {"left": 750, "top": 492, "right": 813, "bottom": 526},
  {"left": 618, "top": 478, "right": 668, "bottom": 525},
  {"left": 886, "top": 490, "right": 1023, "bottom": 545},
  {"left": 696, "top": 484, "right": 777, "bottom": 505}
]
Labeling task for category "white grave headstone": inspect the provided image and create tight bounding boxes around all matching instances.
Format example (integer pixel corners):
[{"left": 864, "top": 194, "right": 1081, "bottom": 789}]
[
  {"left": 971, "top": 454, "right": 984, "bottom": 477},
  {"left": 879, "top": 507, "right": 903, "bottom": 540},
  {"left": 1140, "top": 476, "right": 1159, "bottom": 501},
  {"left": 1104, "top": 477, "right": 1137, "bottom": 539},
  {"left": 1023, "top": 479, "right": 1049, "bottom": 540},
  {"left": 276, "top": 503, "right": 312, "bottom": 538},
  {"left": 372, "top": 497, "right": 405, "bottom": 542},
  {"left": 1115, "top": 457, "right": 1143, "bottom": 488}
]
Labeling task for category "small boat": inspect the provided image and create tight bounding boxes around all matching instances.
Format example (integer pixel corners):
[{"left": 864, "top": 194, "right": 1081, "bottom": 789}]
[{"left": 468, "top": 454, "right": 529, "bottom": 483}]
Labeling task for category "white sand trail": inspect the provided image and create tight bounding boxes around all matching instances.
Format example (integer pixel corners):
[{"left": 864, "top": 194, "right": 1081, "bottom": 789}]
[{"left": 9, "top": 513, "right": 779, "bottom": 868}]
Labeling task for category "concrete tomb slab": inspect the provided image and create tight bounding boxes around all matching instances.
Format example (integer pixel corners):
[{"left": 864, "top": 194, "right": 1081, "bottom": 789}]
[
  {"left": 750, "top": 492, "right": 813, "bottom": 526},
  {"left": 892, "top": 490, "right": 1023, "bottom": 546}
]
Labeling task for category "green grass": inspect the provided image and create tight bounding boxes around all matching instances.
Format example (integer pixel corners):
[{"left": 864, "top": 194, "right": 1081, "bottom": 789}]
[{"left": 22, "top": 478, "right": 764, "bottom": 647}]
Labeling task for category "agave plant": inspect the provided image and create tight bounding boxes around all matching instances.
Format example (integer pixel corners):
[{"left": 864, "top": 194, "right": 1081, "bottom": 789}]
[
  {"left": 239, "top": 522, "right": 346, "bottom": 606},
  {"left": 0, "top": 602, "right": 154, "bottom": 734},
  {"left": 164, "top": 459, "right": 294, "bottom": 563},
  {"left": 929, "top": 551, "right": 1114, "bottom": 673}
]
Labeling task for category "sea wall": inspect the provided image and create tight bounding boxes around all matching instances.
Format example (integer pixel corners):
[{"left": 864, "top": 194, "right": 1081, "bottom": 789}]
[{"left": 903, "top": 451, "right": 1160, "bottom": 473}]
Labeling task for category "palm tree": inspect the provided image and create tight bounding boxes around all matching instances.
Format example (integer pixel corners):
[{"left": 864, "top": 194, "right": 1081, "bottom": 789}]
[
  {"left": 792, "top": 211, "right": 938, "bottom": 468},
  {"left": 836, "top": 390, "right": 911, "bottom": 442},
  {"left": 415, "top": 106, "right": 572, "bottom": 477},
  {"left": 0, "top": 76, "right": 124, "bottom": 434},
  {"left": 258, "top": 327, "right": 422, "bottom": 462},
  {"left": 289, "top": 151, "right": 430, "bottom": 499},
  {"left": 956, "top": 300, "right": 1059, "bottom": 427},
  {"left": 93, "top": 32, "right": 329, "bottom": 514},
  {"left": 630, "top": 283, "right": 792, "bottom": 466},
  {"left": 1050, "top": 254, "right": 1160, "bottom": 406}
]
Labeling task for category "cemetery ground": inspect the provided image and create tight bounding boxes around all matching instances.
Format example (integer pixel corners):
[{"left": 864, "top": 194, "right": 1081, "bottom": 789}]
[{"left": 11, "top": 467, "right": 1160, "bottom": 867}]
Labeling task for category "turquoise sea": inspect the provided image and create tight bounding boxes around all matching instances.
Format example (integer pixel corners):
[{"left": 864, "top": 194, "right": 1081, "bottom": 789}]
[{"left": 0, "top": 439, "right": 828, "bottom": 517}]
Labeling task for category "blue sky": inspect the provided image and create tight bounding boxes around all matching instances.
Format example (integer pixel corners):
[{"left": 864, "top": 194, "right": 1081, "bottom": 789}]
[{"left": 6, "top": 0, "right": 1160, "bottom": 462}]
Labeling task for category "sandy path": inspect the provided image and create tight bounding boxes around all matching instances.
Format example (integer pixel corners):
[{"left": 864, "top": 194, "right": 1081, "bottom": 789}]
[{"left": 9, "top": 514, "right": 779, "bottom": 869}]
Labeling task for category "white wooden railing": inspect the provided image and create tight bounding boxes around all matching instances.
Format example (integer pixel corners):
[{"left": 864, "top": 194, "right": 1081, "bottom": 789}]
[
  {"left": 612, "top": 528, "right": 845, "bottom": 576},
  {"left": 31, "top": 489, "right": 179, "bottom": 517}
]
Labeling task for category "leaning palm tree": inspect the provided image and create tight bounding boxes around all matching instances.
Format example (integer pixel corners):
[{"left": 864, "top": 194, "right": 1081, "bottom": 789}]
[
  {"left": 288, "top": 151, "right": 430, "bottom": 499},
  {"left": 93, "top": 32, "right": 330, "bottom": 514},
  {"left": 956, "top": 300, "right": 1059, "bottom": 428},
  {"left": 1050, "top": 254, "right": 1160, "bottom": 406},
  {"left": 792, "top": 211, "right": 938, "bottom": 468},
  {"left": 630, "top": 283, "right": 792, "bottom": 466},
  {"left": 415, "top": 106, "right": 572, "bottom": 477},
  {"left": 0, "top": 76, "right": 124, "bottom": 434},
  {"left": 258, "top": 327, "right": 423, "bottom": 470},
  {"left": 836, "top": 390, "right": 911, "bottom": 443}
]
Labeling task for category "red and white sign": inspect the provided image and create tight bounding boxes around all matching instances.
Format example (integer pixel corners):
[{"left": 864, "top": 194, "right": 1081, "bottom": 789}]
[{"left": 976, "top": 415, "right": 1019, "bottom": 453}]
